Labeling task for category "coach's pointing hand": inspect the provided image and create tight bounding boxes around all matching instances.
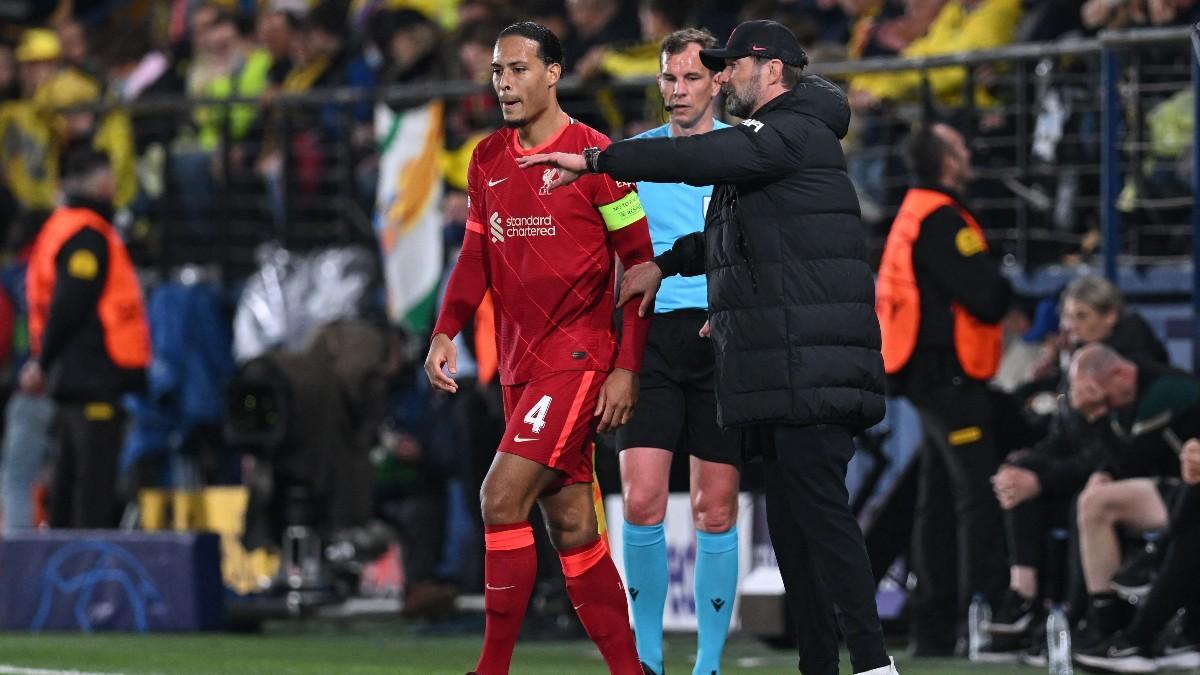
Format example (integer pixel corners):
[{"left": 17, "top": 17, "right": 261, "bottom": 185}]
[
  {"left": 515, "top": 152, "right": 586, "bottom": 189},
  {"left": 424, "top": 333, "right": 459, "bottom": 394},
  {"left": 617, "top": 261, "right": 662, "bottom": 318},
  {"left": 595, "top": 367, "right": 637, "bottom": 433}
]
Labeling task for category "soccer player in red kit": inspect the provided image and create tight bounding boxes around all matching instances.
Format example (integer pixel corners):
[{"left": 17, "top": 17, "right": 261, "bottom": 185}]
[{"left": 424, "top": 22, "right": 653, "bottom": 675}]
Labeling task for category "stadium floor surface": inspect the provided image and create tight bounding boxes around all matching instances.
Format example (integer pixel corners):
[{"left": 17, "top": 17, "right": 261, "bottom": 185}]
[{"left": 0, "top": 621, "right": 1029, "bottom": 674}]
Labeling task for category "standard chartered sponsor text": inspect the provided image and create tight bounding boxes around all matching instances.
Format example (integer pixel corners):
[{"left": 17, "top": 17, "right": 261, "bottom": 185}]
[{"left": 506, "top": 215, "right": 555, "bottom": 238}]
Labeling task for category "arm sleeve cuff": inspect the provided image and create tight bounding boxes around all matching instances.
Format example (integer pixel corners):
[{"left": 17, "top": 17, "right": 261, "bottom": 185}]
[{"left": 652, "top": 249, "right": 679, "bottom": 279}]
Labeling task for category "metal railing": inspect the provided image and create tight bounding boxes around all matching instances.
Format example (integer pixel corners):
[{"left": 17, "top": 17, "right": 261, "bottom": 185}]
[{"left": 40, "top": 26, "right": 1200, "bottom": 292}]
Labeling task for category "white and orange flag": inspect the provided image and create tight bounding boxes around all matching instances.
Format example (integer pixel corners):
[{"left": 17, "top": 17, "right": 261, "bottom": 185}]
[{"left": 374, "top": 99, "right": 446, "bottom": 332}]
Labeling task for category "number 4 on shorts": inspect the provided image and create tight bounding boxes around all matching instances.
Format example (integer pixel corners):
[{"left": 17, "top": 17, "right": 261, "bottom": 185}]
[{"left": 523, "top": 395, "right": 552, "bottom": 434}]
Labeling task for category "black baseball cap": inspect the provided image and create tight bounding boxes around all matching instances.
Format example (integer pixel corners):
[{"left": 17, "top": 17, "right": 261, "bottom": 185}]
[{"left": 699, "top": 20, "right": 807, "bottom": 72}]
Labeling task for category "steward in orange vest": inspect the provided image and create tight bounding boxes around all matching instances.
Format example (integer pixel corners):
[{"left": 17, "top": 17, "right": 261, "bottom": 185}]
[
  {"left": 20, "top": 146, "right": 148, "bottom": 529},
  {"left": 26, "top": 156, "right": 149, "bottom": 401},
  {"left": 877, "top": 187, "right": 1007, "bottom": 384},
  {"left": 874, "top": 123, "right": 1012, "bottom": 652}
]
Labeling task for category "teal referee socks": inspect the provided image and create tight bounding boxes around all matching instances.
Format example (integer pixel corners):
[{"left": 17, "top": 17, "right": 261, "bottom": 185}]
[
  {"left": 694, "top": 526, "right": 738, "bottom": 675},
  {"left": 624, "top": 521, "right": 668, "bottom": 674},
  {"left": 623, "top": 522, "right": 740, "bottom": 675}
]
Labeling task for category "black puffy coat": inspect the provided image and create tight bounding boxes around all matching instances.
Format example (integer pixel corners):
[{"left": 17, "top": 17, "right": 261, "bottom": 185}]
[{"left": 598, "top": 76, "right": 885, "bottom": 430}]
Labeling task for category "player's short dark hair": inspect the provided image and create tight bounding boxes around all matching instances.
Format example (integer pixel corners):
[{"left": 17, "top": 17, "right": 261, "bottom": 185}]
[
  {"left": 904, "top": 124, "right": 948, "bottom": 185},
  {"left": 497, "top": 21, "right": 563, "bottom": 67},
  {"left": 660, "top": 27, "right": 717, "bottom": 62}
]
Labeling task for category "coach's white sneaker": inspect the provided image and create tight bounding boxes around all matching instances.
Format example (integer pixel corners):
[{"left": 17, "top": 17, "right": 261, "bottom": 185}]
[{"left": 854, "top": 656, "right": 899, "bottom": 675}]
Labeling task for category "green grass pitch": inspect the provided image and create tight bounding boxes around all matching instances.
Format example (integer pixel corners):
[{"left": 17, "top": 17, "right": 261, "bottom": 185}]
[{"left": 0, "top": 622, "right": 1031, "bottom": 674}]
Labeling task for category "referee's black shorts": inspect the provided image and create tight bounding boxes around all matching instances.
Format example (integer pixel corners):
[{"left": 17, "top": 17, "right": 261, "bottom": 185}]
[{"left": 616, "top": 309, "right": 740, "bottom": 466}]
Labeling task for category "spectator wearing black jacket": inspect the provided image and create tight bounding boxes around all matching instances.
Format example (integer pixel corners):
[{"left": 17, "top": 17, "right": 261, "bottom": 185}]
[
  {"left": 520, "top": 20, "right": 897, "bottom": 675},
  {"left": 875, "top": 122, "right": 1013, "bottom": 655},
  {"left": 987, "top": 275, "right": 1169, "bottom": 647}
]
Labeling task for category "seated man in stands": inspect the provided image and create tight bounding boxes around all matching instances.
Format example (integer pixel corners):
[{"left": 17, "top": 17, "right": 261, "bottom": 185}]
[
  {"left": 986, "top": 276, "right": 1167, "bottom": 653},
  {"left": 1063, "top": 345, "right": 1200, "bottom": 669}
]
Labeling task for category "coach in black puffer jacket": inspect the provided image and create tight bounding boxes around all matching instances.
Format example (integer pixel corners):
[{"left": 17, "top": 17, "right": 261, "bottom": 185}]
[
  {"left": 520, "top": 20, "right": 897, "bottom": 675},
  {"left": 604, "top": 74, "right": 885, "bottom": 433}
]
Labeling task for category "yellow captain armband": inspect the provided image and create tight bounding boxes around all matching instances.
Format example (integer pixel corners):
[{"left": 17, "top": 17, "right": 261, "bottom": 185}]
[{"left": 598, "top": 191, "right": 645, "bottom": 232}]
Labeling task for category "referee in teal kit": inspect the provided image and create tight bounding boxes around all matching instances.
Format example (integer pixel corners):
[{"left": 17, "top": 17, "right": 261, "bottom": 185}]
[{"left": 614, "top": 27, "right": 741, "bottom": 675}]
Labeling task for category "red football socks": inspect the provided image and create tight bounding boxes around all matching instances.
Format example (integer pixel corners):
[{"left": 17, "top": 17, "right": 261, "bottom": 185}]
[
  {"left": 474, "top": 523, "right": 537, "bottom": 675},
  {"left": 559, "top": 538, "right": 642, "bottom": 674}
]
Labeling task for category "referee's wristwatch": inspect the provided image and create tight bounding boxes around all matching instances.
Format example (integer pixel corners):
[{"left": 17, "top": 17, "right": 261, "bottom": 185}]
[{"left": 582, "top": 147, "right": 602, "bottom": 173}]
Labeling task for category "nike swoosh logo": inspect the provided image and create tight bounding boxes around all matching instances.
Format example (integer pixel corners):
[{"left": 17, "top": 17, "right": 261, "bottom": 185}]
[
  {"left": 751, "top": 46, "right": 767, "bottom": 51},
  {"left": 487, "top": 177, "right": 508, "bottom": 187},
  {"left": 573, "top": 603, "right": 586, "bottom": 611},
  {"left": 513, "top": 436, "right": 538, "bottom": 443},
  {"left": 486, "top": 584, "right": 516, "bottom": 591}
]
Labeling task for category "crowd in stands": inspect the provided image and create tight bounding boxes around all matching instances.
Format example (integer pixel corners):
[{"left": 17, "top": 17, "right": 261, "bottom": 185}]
[
  {"left": 0, "top": 0, "right": 1197, "bottom": 662},
  {"left": 0, "top": 0, "right": 1194, "bottom": 260}
]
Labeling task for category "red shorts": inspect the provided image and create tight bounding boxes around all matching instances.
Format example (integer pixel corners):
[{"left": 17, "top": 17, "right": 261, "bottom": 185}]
[{"left": 500, "top": 370, "right": 605, "bottom": 490}]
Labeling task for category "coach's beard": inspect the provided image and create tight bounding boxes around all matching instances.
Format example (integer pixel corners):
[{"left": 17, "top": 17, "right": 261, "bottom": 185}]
[
  {"left": 723, "top": 75, "right": 760, "bottom": 119},
  {"left": 724, "top": 88, "right": 754, "bottom": 119}
]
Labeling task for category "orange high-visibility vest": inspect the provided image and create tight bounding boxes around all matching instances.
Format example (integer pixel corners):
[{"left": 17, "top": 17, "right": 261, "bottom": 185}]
[
  {"left": 876, "top": 188, "right": 1002, "bottom": 380},
  {"left": 27, "top": 206, "right": 150, "bottom": 369}
]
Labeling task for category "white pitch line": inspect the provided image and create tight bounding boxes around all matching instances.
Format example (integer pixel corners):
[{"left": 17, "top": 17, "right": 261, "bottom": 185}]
[{"left": 0, "top": 666, "right": 128, "bottom": 675}]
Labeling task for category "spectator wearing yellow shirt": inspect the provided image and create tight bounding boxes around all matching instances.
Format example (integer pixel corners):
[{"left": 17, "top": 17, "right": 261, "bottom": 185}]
[
  {"left": 173, "top": 5, "right": 273, "bottom": 239},
  {"left": 184, "top": 5, "right": 273, "bottom": 152},
  {"left": 0, "top": 29, "right": 135, "bottom": 212},
  {"left": 841, "top": 0, "right": 945, "bottom": 60},
  {"left": 848, "top": 0, "right": 1023, "bottom": 111},
  {"left": 0, "top": 30, "right": 70, "bottom": 211}
]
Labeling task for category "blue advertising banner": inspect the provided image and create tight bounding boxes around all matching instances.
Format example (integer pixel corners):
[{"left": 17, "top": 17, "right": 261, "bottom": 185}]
[{"left": 0, "top": 531, "right": 224, "bottom": 632}]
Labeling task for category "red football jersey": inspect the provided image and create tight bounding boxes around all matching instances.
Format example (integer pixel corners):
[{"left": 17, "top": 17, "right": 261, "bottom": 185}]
[{"left": 434, "top": 118, "right": 653, "bottom": 387}]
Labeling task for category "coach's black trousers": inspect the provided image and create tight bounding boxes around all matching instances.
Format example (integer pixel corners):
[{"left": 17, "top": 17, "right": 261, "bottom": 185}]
[
  {"left": 763, "top": 423, "right": 890, "bottom": 675},
  {"left": 907, "top": 377, "right": 1007, "bottom": 645}
]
